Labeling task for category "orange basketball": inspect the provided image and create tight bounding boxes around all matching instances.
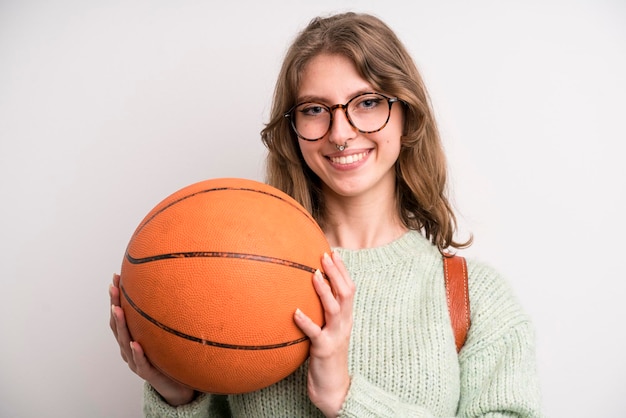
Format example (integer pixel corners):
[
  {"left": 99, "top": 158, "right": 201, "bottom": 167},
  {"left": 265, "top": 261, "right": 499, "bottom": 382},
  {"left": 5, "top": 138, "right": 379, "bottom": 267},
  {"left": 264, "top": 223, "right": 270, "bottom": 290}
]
[{"left": 119, "top": 178, "right": 329, "bottom": 394}]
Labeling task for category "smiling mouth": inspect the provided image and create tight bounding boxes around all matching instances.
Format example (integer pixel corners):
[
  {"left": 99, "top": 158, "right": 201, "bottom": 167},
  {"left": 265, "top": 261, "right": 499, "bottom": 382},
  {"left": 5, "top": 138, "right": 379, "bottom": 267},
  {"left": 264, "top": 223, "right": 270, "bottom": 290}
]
[{"left": 329, "top": 151, "right": 369, "bottom": 165}]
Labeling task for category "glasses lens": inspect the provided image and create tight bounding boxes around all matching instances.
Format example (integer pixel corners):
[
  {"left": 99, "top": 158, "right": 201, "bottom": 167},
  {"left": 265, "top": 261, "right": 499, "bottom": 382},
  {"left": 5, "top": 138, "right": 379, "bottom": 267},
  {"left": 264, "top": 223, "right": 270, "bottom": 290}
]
[
  {"left": 292, "top": 103, "right": 330, "bottom": 141},
  {"left": 347, "top": 93, "right": 390, "bottom": 133}
]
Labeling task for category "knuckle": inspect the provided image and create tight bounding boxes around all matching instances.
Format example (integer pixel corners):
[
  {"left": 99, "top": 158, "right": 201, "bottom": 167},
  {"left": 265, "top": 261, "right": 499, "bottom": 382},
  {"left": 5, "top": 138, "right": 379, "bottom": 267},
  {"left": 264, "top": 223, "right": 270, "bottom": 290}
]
[
  {"left": 325, "top": 303, "right": 340, "bottom": 316},
  {"left": 336, "top": 284, "right": 355, "bottom": 300},
  {"left": 347, "top": 280, "right": 356, "bottom": 294}
]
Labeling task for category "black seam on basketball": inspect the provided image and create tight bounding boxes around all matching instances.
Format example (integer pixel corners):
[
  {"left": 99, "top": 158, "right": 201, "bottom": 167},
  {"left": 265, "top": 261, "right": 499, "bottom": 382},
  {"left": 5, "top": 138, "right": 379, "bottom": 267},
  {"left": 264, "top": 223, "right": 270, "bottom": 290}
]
[
  {"left": 132, "top": 186, "right": 318, "bottom": 239},
  {"left": 125, "top": 251, "right": 317, "bottom": 275},
  {"left": 120, "top": 285, "right": 309, "bottom": 350}
]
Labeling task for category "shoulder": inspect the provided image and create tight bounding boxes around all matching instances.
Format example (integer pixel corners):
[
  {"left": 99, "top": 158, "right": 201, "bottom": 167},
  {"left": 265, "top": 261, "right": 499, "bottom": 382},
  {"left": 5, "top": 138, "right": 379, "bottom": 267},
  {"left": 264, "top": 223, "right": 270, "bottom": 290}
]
[
  {"left": 465, "top": 258, "right": 521, "bottom": 309},
  {"left": 463, "top": 257, "right": 534, "bottom": 353}
]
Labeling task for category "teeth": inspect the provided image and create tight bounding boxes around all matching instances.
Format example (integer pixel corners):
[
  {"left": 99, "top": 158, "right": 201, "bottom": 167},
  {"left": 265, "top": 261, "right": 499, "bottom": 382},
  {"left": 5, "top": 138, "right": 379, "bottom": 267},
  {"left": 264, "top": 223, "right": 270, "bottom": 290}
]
[{"left": 331, "top": 152, "right": 367, "bottom": 165}]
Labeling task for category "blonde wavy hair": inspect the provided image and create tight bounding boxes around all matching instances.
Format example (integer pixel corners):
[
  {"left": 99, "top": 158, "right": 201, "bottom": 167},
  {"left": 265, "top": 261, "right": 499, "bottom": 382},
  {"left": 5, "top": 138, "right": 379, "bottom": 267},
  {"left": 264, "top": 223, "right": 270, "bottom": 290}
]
[{"left": 261, "top": 12, "right": 471, "bottom": 252}]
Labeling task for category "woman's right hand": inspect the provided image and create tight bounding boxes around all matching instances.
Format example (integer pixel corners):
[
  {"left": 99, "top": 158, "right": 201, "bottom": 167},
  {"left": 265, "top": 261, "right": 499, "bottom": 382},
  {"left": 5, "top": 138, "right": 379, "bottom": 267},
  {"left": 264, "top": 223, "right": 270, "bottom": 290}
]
[{"left": 109, "top": 273, "right": 197, "bottom": 406}]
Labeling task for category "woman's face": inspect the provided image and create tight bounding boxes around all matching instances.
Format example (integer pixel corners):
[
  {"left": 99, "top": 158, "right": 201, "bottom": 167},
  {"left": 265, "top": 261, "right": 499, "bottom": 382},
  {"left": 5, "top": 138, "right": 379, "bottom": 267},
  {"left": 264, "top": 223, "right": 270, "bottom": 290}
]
[{"left": 296, "top": 53, "right": 404, "bottom": 200}]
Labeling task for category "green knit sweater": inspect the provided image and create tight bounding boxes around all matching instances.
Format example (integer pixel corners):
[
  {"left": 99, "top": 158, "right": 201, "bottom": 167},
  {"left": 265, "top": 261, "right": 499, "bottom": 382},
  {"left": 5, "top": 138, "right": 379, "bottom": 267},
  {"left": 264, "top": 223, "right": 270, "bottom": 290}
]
[{"left": 143, "top": 231, "right": 543, "bottom": 417}]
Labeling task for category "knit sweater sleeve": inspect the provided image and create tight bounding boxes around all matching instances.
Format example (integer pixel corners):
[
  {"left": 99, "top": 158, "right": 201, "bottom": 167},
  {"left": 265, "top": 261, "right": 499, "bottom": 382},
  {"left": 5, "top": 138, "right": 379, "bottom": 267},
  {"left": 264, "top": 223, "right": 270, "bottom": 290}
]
[
  {"left": 338, "top": 259, "right": 543, "bottom": 418},
  {"left": 143, "top": 383, "right": 231, "bottom": 418},
  {"left": 456, "top": 261, "right": 543, "bottom": 417}
]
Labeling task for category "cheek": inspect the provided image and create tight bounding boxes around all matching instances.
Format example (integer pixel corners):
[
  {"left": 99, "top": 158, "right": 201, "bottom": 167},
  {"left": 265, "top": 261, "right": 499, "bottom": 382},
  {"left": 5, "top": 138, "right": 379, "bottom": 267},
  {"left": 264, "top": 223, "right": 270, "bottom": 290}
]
[
  {"left": 382, "top": 131, "right": 403, "bottom": 163},
  {"left": 298, "top": 142, "right": 321, "bottom": 169},
  {"left": 392, "top": 106, "right": 406, "bottom": 138},
  {"left": 385, "top": 107, "right": 404, "bottom": 141},
  {"left": 385, "top": 124, "right": 403, "bottom": 149},
  {"left": 390, "top": 138, "right": 402, "bottom": 159}
]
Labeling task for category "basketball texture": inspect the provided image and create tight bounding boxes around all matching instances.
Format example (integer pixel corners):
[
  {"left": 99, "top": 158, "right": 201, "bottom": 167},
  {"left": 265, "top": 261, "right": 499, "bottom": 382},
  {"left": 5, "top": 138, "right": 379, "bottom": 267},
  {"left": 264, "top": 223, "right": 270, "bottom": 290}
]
[{"left": 119, "top": 178, "right": 330, "bottom": 394}]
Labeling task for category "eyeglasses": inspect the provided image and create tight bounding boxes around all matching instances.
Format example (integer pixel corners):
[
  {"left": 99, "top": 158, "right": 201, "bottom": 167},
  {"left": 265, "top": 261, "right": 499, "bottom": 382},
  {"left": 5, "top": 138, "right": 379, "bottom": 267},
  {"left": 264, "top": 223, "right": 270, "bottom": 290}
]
[{"left": 284, "top": 92, "right": 400, "bottom": 141}]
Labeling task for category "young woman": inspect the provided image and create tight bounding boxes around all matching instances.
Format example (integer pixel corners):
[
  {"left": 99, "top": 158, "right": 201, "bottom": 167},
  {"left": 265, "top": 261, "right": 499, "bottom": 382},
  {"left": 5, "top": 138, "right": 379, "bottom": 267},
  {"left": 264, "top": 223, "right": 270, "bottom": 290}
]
[{"left": 110, "top": 12, "right": 543, "bottom": 417}]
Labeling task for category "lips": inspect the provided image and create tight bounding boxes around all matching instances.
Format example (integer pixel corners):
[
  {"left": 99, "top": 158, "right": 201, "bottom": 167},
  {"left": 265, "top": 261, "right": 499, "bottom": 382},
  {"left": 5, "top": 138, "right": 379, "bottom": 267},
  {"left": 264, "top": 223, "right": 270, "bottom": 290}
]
[{"left": 329, "top": 151, "right": 369, "bottom": 165}]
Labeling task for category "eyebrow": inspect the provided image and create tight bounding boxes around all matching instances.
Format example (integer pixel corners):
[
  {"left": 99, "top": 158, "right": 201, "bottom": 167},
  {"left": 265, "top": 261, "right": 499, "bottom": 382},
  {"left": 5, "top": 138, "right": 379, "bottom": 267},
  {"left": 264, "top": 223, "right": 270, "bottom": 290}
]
[{"left": 296, "top": 89, "right": 376, "bottom": 104}]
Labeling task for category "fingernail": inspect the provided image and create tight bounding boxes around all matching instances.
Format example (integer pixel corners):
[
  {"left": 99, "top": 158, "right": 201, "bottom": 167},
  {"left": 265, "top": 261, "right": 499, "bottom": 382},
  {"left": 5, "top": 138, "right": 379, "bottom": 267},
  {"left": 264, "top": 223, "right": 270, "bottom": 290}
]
[
  {"left": 129, "top": 341, "right": 135, "bottom": 353},
  {"left": 314, "top": 269, "right": 324, "bottom": 282},
  {"left": 332, "top": 250, "right": 342, "bottom": 261},
  {"left": 323, "top": 252, "right": 332, "bottom": 262},
  {"left": 111, "top": 305, "right": 117, "bottom": 321},
  {"left": 295, "top": 308, "right": 303, "bottom": 318}
]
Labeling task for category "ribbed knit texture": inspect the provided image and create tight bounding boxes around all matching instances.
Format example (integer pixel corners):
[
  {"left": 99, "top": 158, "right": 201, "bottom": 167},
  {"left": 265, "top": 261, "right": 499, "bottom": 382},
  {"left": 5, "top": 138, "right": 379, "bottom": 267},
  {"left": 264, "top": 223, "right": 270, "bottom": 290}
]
[{"left": 143, "top": 231, "right": 543, "bottom": 417}]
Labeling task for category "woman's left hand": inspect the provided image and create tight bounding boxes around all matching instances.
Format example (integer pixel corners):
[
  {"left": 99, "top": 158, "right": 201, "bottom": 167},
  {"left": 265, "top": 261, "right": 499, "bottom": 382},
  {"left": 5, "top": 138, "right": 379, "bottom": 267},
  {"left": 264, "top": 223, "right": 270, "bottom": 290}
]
[{"left": 294, "top": 251, "right": 356, "bottom": 417}]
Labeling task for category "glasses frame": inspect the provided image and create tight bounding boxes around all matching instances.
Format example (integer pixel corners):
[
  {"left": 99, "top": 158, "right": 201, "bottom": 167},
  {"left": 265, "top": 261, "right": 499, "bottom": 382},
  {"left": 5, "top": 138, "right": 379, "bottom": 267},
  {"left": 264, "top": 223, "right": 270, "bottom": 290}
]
[{"left": 284, "top": 92, "right": 400, "bottom": 141}]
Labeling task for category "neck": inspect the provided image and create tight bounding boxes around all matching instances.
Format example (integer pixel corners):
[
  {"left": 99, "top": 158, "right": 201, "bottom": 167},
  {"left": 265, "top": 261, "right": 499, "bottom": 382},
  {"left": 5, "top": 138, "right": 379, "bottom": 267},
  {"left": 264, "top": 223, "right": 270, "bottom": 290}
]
[{"left": 321, "top": 188, "right": 408, "bottom": 250}]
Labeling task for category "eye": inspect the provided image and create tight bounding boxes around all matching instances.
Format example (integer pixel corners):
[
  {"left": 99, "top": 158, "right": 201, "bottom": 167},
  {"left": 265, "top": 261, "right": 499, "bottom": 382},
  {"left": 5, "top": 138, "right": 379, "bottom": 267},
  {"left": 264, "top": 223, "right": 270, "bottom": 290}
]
[
  {"left": 298, "top": 103, "right": 328, "bottom": 117},
  {"left": 353, "top": 95, "right": 383, "bottom": 111}
]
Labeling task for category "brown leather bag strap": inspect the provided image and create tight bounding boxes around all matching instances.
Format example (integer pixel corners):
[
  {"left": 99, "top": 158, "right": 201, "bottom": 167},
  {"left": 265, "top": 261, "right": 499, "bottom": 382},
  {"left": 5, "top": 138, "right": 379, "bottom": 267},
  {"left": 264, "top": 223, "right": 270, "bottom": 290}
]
[{"left": 443, "top": 254, "right": 470, "bottom": 353}]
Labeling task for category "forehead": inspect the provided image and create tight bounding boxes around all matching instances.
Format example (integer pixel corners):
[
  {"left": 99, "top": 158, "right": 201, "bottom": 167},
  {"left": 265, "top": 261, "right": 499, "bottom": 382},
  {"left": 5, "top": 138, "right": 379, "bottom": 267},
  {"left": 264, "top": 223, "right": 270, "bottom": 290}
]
[{"left": 297, "top": 53, "right": 373, "bottom": 102}]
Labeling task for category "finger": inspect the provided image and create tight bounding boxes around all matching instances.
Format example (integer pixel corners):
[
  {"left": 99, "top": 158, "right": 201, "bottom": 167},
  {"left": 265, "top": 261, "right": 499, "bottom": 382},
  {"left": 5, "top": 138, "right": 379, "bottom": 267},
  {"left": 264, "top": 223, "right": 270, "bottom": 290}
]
[
  {"left": 322, "top": 252, "right": 354, "bottom": 302},
  {"left": 112, "top": 304, "right": 132, "bottom": 364},
  {"left": 112, "top": 273, "right": 121, "bottom": 288},
  {"left": 109, "top": 277, "right": 121, "bottom": 333},
  {"left": 109, "top": 303, "right": 118, "bottom": 338},
  {"left": 293, "top": 308, "right": 322, "bottom": 340},
  {"left": 330, "top": 251, "right": 348, "bottom": 276},
  {"left": 319, "top": 254, "right": 355, "bottom": 333},
  {"left": 109, "top": 285, "right": 118, "bottom": 305},
  {"left": 110, "top": 274, "right": 121, "bottom": 308},
  {"left": 109, "top": 287, "right": 117, "bottom": 334},
  {"left": 110, "top": 274, "right": 125, "bottom": 337},
  {"left": 313, "top": 269, "right": 341, "bottom": 318},
  {"left": 129, "top": 341, "right": 153, "bottom": 377}
]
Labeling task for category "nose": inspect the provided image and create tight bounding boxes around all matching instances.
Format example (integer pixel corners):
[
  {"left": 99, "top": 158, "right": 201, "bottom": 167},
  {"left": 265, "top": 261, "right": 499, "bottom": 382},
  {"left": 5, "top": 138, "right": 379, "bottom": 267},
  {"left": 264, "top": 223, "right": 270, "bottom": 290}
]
[{"left": 328, "top": 105, "right": 356, "bottom": 145}]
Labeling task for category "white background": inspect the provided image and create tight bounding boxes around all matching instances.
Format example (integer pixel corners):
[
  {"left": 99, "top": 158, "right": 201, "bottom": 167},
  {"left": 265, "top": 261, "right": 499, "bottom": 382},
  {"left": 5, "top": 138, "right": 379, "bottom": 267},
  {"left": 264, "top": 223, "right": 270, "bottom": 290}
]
[{"left": 1, "top": 1, "right": 624, "bottom": 417}]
